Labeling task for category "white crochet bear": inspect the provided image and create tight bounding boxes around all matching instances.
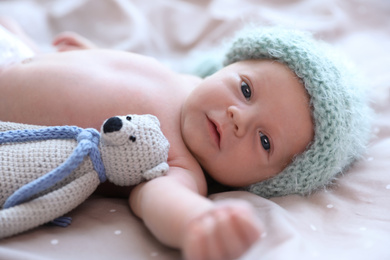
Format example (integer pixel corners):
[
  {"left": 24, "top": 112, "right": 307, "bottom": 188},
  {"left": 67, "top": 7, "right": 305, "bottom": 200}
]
[{"left": 0, "top": 114, "right": 170, "bottom": 239}]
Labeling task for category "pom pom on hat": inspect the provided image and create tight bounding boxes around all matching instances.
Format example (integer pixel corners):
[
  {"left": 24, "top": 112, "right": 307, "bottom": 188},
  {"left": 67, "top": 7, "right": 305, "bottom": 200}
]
[{"left": 223, "top": 27, "right": 371, "bottom": 198}]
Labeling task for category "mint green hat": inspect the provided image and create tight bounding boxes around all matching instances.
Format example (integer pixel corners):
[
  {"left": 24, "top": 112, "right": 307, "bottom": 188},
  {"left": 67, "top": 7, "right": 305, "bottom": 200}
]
[{"left": 223, "top": 27, "right": 371, "bottom": 198}]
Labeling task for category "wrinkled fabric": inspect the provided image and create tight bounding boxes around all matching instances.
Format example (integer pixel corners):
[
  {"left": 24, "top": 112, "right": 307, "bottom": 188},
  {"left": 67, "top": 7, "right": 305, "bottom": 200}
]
[
  {"left": 0, "top": 25, "right": 34, "bottom": 67},
  {"left": 0, "top": 0, "right": 389, "bottom": 259}
]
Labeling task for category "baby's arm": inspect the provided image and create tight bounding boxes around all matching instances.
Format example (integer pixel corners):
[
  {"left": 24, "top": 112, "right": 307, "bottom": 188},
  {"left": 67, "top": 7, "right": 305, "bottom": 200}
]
[{"left": 130, "top": 166, "right": 262, "bottom": 260}]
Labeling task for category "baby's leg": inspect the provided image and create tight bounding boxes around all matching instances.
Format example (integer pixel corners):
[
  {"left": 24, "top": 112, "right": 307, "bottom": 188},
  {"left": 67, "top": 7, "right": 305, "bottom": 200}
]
[{"left": 0, "top": 16, "right": 39, "bottom": 53}]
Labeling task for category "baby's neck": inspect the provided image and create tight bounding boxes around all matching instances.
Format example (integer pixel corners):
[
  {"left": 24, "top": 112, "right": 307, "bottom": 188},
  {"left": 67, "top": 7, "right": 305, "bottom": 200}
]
[{"left": 203, "top": 170, "right": 235, "bottom": 195}]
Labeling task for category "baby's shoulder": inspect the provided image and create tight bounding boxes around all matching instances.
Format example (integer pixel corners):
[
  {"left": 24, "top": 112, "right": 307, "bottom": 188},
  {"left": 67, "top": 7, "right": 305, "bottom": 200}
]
[{"left": 163, "top": 131, "right": 207, "bottom": 195}]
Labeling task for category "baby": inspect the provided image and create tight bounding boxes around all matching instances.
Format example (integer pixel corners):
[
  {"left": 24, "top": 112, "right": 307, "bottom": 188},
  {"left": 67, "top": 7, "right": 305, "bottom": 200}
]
[{"left": 0, "top": 17, "right": 370, "bottom": 260}]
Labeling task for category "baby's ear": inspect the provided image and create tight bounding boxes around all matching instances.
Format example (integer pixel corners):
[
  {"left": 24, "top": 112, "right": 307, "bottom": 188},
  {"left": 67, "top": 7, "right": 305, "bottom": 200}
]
[{"left": 142, "top": 162, "right": 169, "bottom": 180}]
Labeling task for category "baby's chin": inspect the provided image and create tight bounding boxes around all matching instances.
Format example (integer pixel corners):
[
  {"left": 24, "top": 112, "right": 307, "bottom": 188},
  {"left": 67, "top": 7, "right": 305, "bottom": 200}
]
[
  {"left": 199, "top": 164, "right": 244, "bottom": 188},
  {"left": 203, "top": 160, "right": 289, "bottom": 188}
]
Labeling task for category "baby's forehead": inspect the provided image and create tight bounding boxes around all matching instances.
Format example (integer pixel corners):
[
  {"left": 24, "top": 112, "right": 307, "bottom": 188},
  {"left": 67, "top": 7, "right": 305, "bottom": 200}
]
[
  {"left": 240, "top": 59, "right": 310, "bottom": 96},
  {"left": 228, "top": 59, "right": 305, "bottom": 88},
  {"left": 228, "top": 59, "right": 295, "bottom": 75}
]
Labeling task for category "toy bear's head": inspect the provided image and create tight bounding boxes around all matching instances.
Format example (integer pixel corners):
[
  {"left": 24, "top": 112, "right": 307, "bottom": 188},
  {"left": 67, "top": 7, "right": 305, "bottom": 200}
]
[{"left": 99, "top": 114, "right": 170, "bottom": 186}]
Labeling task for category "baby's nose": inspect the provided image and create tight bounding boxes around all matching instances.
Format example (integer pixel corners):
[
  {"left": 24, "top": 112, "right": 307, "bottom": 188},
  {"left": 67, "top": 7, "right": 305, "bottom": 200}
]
[
  {"left": 227, "top": 106, "right": 248, "bottom": 137},
  {"left": 103, "top": 117, "right": 123, "bottom": 133}
]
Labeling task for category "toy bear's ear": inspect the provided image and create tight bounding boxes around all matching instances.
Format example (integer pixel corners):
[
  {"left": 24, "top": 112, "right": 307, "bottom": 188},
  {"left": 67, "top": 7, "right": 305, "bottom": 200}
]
[
  {"left": 144, "top": 114, "right": 161, "bottom": 127},
  {"left": 142, "top": 162, "right": 169, "bottom": 180}
]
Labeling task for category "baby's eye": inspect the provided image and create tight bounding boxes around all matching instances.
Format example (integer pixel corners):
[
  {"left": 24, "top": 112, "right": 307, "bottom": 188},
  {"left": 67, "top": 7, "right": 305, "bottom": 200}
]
[
  {"left": 260, "top": 132, "right": 271, "bottom": 151},
  {"left": 241, "top": 82, "right": 251, "bottom": 100}
]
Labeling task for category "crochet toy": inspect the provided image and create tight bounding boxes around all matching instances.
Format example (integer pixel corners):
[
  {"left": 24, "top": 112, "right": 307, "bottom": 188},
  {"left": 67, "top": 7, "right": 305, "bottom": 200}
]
[{"left": 0, "top": 114, "right": 170, "bottom": 239}]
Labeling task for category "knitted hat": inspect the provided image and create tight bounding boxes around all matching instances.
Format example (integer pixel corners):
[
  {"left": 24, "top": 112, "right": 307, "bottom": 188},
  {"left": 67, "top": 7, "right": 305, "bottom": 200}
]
[{"left": 223, "top": 27, "right": 371, "bottom": 198}]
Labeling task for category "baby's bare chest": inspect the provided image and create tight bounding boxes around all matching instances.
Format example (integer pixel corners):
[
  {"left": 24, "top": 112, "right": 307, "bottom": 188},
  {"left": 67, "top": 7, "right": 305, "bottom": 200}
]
[
  {"left": 3, "top": 50, "right": 188, "bottom": 123},
  {"left": 1, "top": 50, "right": 200, "bottom": 171}
]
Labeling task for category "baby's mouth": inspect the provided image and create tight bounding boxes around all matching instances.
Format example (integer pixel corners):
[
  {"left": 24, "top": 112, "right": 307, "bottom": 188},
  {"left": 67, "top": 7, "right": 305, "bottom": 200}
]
[{"left": 207, "top": 116, "right": 220, "bottom": 148}]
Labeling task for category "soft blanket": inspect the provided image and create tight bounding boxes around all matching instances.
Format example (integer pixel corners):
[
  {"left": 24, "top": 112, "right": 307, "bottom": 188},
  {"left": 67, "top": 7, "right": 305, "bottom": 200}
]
[{"left": 0, "top": 0, "right": 389, "bottom": 259}]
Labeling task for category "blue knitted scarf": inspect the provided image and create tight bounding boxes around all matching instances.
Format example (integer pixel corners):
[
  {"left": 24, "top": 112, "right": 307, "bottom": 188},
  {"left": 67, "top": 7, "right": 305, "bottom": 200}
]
[{"left": 0, "top": 126, "right": 106, "bottom": 209}]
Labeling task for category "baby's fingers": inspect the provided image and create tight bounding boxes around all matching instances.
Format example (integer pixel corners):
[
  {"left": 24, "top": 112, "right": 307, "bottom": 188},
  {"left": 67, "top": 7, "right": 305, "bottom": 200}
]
[
  {"left": 213, "top": 209, "right": 248, "bottom": 259},
  {"left": 52, "top": 31, "right": 96, "bottom": 51},
  {"left": 53, "top": 32, "right": 79, "bottom": 46},
  {"left": 183, "top": 201, "right": 262, "bottom": 260},
  {"left": 214, "top": 204, "right": 262, "bottom": 259},
  {"left": 230, "top": 204, "right": 262, "bottom": 244},
  {"left": 183, "top": 216, "right": 209, "bottom": 260}
]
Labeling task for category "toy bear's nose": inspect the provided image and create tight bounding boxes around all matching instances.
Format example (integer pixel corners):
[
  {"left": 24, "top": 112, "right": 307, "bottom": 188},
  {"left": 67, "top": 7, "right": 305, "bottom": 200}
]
[{"left": 103, "top": 117, "right": 123, "bottom": 133}]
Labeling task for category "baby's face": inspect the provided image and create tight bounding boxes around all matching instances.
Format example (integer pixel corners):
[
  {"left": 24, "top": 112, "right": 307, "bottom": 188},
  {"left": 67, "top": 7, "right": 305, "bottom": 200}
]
[{"left": 181, "top": 60, "right": 314, "bottom": 187}]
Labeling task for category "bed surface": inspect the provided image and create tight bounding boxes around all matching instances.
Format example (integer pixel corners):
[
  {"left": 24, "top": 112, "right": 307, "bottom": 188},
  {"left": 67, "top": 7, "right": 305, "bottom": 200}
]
[{"left": 0, "top": 0, "right": 389, "bottom": 259}]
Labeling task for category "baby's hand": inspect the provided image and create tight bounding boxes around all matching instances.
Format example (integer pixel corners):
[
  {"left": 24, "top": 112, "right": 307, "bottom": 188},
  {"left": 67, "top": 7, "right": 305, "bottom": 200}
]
[
  {"left": 52, "top": 31, "right": 97, "bottom": 52},
  {"left": 182, "top": 200, "right": 262, "bottom": 260}
]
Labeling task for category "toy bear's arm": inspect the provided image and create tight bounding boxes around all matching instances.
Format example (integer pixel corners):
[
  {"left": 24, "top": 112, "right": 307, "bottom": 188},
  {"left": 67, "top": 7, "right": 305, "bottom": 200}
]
[
  {"left": 143, "top": 162, "right": 169, "bottom": 180},
  {"left": 0, "top": 171, "right": 99, "bottom": 239}
]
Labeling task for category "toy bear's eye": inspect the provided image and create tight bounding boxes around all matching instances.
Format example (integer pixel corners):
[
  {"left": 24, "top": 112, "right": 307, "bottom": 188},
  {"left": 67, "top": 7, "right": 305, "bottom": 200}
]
[
  {"left": 126, "top": 116, "right": 132, "bottom": 121},
  {"left": 129, "top": 135, "right": 136, "bottom": 142}
]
